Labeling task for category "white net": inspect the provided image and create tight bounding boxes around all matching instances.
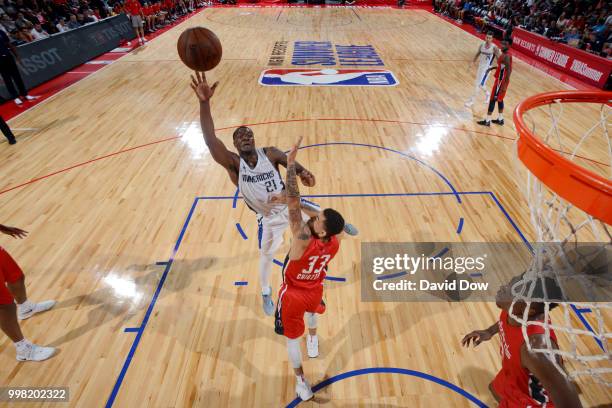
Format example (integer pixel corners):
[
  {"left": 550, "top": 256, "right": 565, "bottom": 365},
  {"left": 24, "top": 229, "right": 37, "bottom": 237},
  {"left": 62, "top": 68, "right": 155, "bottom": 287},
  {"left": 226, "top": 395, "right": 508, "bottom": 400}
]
[{"left": 512, "top": 96, "right": 611, "bottom": 386}]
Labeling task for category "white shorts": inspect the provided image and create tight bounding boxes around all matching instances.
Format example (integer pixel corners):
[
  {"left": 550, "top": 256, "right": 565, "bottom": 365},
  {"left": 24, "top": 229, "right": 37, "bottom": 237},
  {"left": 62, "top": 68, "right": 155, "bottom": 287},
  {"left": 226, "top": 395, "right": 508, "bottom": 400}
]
[
  {"left": 258, "top": 205, "right": 312, "bottom": 256},
  {"left": 475, "top": 65, "right": 491, "bottom": 88}
]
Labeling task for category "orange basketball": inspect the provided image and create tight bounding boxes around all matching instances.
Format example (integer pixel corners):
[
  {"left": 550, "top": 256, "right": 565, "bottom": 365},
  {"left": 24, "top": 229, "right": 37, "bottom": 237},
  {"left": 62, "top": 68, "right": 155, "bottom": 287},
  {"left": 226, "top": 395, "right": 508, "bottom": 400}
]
[{"left": 177, "top": 27, "right": 222, "bottom": 72}]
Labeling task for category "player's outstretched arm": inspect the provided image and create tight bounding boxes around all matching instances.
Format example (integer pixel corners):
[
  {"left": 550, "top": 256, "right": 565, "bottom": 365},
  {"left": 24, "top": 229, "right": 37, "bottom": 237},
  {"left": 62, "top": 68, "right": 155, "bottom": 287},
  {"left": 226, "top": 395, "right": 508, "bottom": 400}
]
[
  {"left": 266, "top": 146, "right": 316, "bottom": 187},
  {"left": 521, "top": 335, "right": 582, "bottom": 408},
  {"left": 0, "top": 224, "right": 28, "bottom": 239},
  {"left": 461, "top": 322, "right": 499, "bottom": 347},
  {"left": 286, "top": 137, "right": 311, "bottom": 259},
  {"left": 191, "top": 72, "right": 237, "bottom": 170}
]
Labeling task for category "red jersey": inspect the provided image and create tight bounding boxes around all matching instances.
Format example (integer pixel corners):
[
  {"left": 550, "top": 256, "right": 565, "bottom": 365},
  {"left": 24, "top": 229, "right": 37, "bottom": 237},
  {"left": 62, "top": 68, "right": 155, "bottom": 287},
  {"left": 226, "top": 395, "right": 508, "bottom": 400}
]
[
  {"left": 125, "top": 0, "right": 142, "bottom": 15},
  {"left": 283, "top": 235, "right": 339, "bottom": 289},
  {"left": 492, "top": 310, "right": 558, "bottom": 408},
  {"left": 494, "top": 52, "right": 512, "bottom": 82}
]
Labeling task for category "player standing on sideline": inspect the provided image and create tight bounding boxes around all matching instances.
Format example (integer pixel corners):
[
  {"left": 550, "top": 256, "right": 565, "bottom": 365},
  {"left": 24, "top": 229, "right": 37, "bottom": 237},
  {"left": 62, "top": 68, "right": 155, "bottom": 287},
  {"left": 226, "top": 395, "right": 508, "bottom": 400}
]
[
  {"left": 461, "top": 275, "right": 582, "bottom": 408},
  {"left": 125, "top": 0, "right": 146, "bottom": 45},
  {"left": 190, "top": 72, "right": 357, "bottom": 316},
  {"left": 0, "top": 224, "right": 56, "bottom": 361},
  {"left": 477, "top": 39, "right": 512, "bottom": 127},
  {"left": 465, "top": 31, "right": 498, "bottom": 107},
  {"left": 275, "top": 137, "right": 345, "bottom": 401}
]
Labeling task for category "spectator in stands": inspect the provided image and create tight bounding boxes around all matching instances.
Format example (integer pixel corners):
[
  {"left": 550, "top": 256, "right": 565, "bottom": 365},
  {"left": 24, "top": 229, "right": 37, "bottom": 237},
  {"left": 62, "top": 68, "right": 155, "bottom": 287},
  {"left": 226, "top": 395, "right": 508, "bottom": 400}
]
[
  {"left": 583, "top": 31, "right": 605, "bottom": 54},
  {"left": 84, "top": 9, "right": 98, "bottom": 23},
  {"left": 66, "top": 13, "right": 80, "bottom": 29},
  {"left": 30, "top": 22, "right": 49, "bottom": 40},
  {"left": 14, "top": 12, "right": 32, "bottom": 30},
  {"left": 459, "top": 1, "right": 472, "bottom": 24},
  {"left": 556, "top": 12, "right": 570, "bottom": 31},
  {"left": 564, "top": 27, "right": 582, "bottom": 47},
  {"left": 56, "top": 17, "right": 69, "bottom": 32},
  {"left": 15, "top": 27, "right": 33, "bottom": 42}
]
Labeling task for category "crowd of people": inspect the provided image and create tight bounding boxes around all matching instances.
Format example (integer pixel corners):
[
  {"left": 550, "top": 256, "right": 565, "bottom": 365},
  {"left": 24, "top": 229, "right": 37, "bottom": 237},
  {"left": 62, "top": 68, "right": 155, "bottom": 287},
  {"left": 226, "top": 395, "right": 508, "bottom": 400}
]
[
  {"left": 0, "top": 0, "right": 208, "bottom": 45},
  {"left": 434, "top": 0, "right": 612, "bottom": 58}
]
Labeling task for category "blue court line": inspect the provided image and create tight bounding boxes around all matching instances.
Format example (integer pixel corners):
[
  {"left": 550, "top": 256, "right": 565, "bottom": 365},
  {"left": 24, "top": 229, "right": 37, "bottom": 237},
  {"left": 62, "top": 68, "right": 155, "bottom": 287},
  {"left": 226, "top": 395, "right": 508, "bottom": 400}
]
[
  {"left": 301, "top": 142, "right": 463, "bottom": 204},
  {"left": 230, "top": 141, "right": 465, "bottom": 206},
  {"left": 199, "top": 191, "right": 491, "bottom": 201},
  {"left": 107, "top": 190, "right": 602, "bottom": 405},
  {"left": 574, "top": 308, "right": 592, "bottom": 313},
  {"left": 456, "top": 217, "right": 464, "bottom": 234},
  {"left": 235, "top": 223, "right": 248, "bottom": 240},
  {"left": 232, "top": 188, "right": 240, "bottom": 209},
  {"left": 155, "top": 261, "right": 169, "bottom": 266},
  {"left": 325, "top": 276, "right": 347, "bottom": 282},
  {"left": 273, "top": 259, "right": 284, "bottom": 267},
  {"left": 106, "top": 196, "right": 200, "bottom": 408},
  {"left": 376, "top": 271, "right": 408, "bottom": 281},
  {"left": 431, "top": 246, "right": 449, "bottom": 259},
  {"left": 234, "top": 281, "right": 248, "bottom": 286},
  {"left": 487, "top": 192, "right": 534, "bottom": 253},
  {"left": 571, "top": 304, "right": 603, "bottom": 350},
  {"left": 285, "top": 367, "right": 487, "bottom": 407},
  {"left": 123, "top": 328, "right": 140, "bottom": 333}
]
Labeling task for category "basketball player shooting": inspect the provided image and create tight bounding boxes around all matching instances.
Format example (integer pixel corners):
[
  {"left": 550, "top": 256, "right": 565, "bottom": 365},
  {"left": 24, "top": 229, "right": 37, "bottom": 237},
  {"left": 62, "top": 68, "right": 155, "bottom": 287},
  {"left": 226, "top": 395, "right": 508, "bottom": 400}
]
[
  {"left": 274, "top": 136, "right": 345, "bottom": 402},
  {"left": 477, "top": 39, "right": 512, "bottom": 127},
  {"left": 465, "top": 31, "right": 498, "bottom": 108},
  {"left": 190, "top": 72, "right": 357, "bottom": 317},
  {"left": 461, "top": 275, "right": 582, "bottom": 408}
]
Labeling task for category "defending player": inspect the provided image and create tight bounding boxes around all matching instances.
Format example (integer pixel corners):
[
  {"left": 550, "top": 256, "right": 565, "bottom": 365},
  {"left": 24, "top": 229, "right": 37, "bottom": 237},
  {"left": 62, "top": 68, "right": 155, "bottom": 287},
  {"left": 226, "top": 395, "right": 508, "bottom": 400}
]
[
  {"left": 190, "top": 72, "right": 356, "bottom": 316},
  {"left": 465, "top": 31, "right": 498, "bottom": 107},
  {"left": 477, "top": 39, "right": 512, "bottom": 127},
  {"left": 274, "top": 137, "right": 345, "bottom": 401},
  {"left": 461, "top": 275, "right": 582, "bottom": 408},
  {"left": 0, "top": 224, "right": 56, "bottom": 361}
]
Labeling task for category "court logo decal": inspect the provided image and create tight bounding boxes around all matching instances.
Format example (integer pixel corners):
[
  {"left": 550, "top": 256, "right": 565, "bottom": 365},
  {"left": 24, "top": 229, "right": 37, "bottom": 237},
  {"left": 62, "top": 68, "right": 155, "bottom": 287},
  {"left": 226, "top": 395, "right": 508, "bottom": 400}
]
[
  {"left": 259, "top": 68, "right": 398, "bottom": 86},
  {"left": 267, "top": 41, "right": 385, "bottom": 67}
]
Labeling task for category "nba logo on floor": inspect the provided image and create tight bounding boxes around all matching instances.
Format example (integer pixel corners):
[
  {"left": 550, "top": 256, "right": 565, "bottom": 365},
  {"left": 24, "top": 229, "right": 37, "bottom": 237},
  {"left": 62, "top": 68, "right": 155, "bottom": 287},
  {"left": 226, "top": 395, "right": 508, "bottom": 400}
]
[{"left": 259, "top": 69, "right": 398, "bottom": 86}]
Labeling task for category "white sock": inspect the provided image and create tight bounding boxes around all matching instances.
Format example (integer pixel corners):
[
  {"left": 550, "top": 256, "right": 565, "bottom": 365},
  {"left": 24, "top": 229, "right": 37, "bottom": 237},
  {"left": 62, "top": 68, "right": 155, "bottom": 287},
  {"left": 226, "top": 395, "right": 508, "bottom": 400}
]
[
  {"left": 14, "top": 338, "right": 30, "bottom": 350},
  {"left": 287, "top": 338, "right": 302, "bottom": 369},
  {"left": 486, "top": 114, "right": 492, "bottom": 122},
  {"left": 306, "top": 312, "right": 317, "bottom": 329},
  {"left": 262, "top": 286, "right": 271, "bottom": 296},
  {"left": 498, "top": 113, "right": 504, "bottom": 120},
  {"left": 18, "top": 300, "right": 34, "bottom": 313},
  {"left": 296, "top": 374, "right": 305, "bottom": 384}
]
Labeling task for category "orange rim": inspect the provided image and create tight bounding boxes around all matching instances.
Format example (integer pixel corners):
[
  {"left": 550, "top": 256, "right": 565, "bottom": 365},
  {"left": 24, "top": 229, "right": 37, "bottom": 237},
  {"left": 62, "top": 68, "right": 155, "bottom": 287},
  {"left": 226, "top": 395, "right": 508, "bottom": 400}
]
[{"left": 513, "top": 91, "right": 612, "bottom": 225}]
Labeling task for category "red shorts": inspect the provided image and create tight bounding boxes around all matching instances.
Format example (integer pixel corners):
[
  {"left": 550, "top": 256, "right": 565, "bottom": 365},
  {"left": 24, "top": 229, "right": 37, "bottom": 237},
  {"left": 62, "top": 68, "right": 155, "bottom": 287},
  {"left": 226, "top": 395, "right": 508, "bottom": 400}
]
[
  {"left": 492, "top": 369, "right": 556, "bottom": 408},
  {"left": 490, "top": 79, "right": 508, "bottom": 102},
  {"left": 0, "top": 246, "right": 24, "bottom": 305},
  {"left": 275, "top": 283, "right": 324, "bottom": 339}
]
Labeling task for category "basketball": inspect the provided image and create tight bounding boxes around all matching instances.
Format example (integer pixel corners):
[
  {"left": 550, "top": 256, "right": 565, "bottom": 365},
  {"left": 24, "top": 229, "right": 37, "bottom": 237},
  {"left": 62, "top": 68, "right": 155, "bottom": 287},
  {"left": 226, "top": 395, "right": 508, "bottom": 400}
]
[{"left": 177, "top": 27, "right": 222, "bottom": 72}]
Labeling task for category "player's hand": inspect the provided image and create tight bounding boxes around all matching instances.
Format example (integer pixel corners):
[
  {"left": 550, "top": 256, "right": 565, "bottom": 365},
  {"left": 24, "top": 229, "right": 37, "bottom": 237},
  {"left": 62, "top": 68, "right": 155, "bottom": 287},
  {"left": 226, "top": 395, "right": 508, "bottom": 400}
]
[
  {"left": 0, "top": 225, "right": 28, "bottom": 239},
  {"left": 287, "top": 136, "right": 303, "bottom": 164},
  {"left": 461, "top": 330, "right": 493, "bottom": 347},
  {"left": 191, "top": 71, "right": 219, "bottom": 102},
  {"left": 299, "top": 169, "right": 315, "bottom": 187}
]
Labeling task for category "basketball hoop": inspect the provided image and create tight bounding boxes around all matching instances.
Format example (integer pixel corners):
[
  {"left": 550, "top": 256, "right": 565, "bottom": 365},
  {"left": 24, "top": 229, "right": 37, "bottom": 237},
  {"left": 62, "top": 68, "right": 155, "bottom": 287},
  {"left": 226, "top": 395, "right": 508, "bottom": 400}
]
[{"left": 512, "top": 90, "right": 611, "bottom": 386}]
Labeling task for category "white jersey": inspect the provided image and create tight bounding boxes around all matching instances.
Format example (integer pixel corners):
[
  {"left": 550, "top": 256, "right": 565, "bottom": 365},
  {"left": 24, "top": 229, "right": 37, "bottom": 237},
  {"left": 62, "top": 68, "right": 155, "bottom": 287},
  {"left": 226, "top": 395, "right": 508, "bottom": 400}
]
[
  {"left": 238, "top": 148, "right": 286, "bottom": 217},
  {"left": 476, "top": 42, "right": 497, "bottom": 87},
  {"left": 478, "top": 42, "right": 497, "bottom": 68}
]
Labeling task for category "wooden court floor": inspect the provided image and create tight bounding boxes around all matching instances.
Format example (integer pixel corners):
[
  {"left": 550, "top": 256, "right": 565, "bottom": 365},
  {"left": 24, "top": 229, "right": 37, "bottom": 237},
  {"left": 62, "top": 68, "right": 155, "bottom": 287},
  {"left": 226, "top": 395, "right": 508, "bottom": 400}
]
[{"left": 0, "top": 6, "right": 609, "bottom": 407}]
